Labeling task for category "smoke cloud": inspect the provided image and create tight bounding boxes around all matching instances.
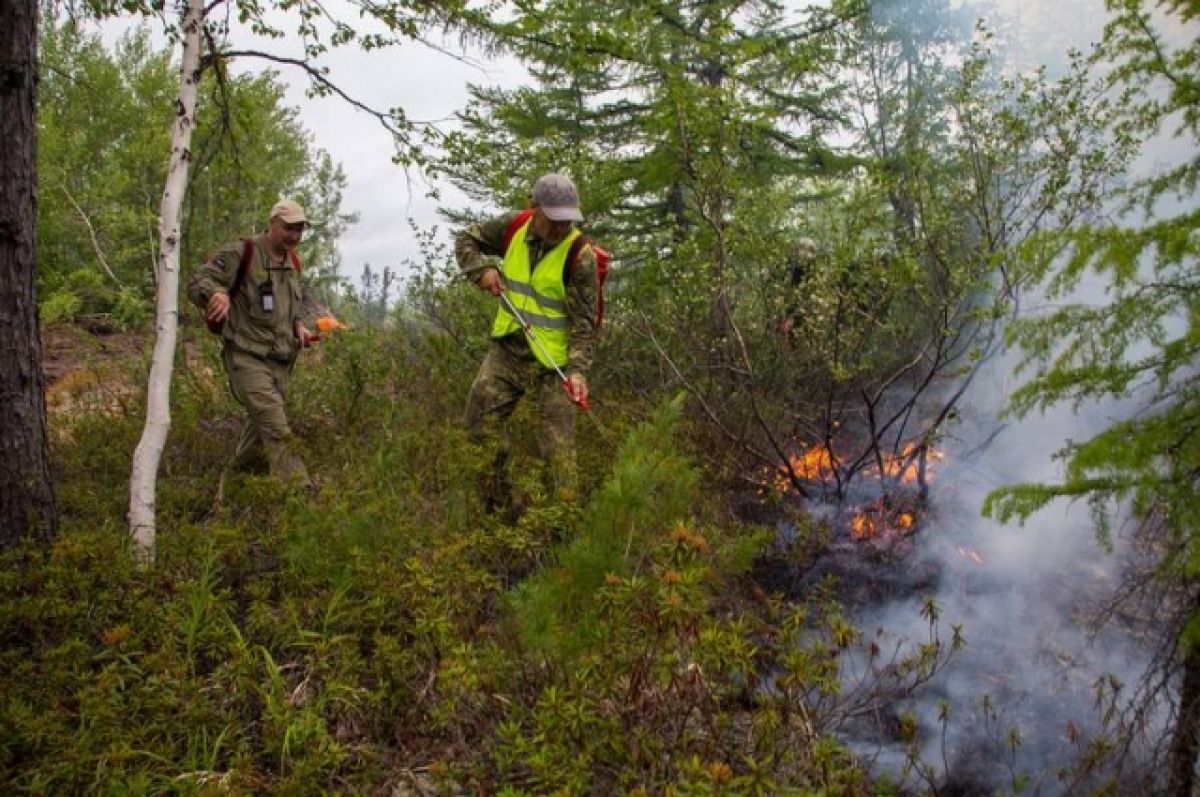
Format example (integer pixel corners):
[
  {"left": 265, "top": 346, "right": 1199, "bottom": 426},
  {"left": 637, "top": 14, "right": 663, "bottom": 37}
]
[
  {"left": 854, "top": 332, "right": 1156, "bottom": 792},
  {"left": 836, "top": 0, "right": 1176, "bottom": 791}
]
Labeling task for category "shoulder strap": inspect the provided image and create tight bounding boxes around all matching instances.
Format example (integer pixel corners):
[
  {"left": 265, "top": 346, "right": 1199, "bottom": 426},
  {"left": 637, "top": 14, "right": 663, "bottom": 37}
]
[
  {"left": 228, "top": 239, "right": 301, "bottom": 296},
  {"left": 502, "top": 208, "right": 535, "bottom": 254},
  {"left": 565, "top": 234, "right": 592, "bottom": 280},
  {"left": 564, "top": 234, "right": 606, "bottom": 329},
  {"left": 228, "top": 238, "right": 255, "bottom": 298}
]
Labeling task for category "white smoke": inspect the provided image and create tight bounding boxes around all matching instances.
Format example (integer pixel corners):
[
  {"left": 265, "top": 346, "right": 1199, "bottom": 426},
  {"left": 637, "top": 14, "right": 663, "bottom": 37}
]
[
  {"left": 861, "top": 329, "right": 1157, "bottom": 792},
  {"left": 837, "top": 0, "right": 1180, "bottom": 791}
]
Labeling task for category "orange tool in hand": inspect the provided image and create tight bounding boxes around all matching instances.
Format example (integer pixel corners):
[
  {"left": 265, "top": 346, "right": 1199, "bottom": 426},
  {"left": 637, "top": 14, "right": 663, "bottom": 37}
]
[{"left": 317, "top": 316, "right": 346, "bottom": 334}]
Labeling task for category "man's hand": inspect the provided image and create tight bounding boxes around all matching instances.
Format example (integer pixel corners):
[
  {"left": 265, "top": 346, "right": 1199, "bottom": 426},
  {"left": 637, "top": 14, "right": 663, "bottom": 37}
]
[
  {"left": 205, "top": 291, "right": 230, "bottom": 325},
  {"left": 295, "top": 322, "right": 319, "bottom": 347},
  {"left": 478, "top": 267, "right": 505, "bottom": 297},
  {"left": 566, "top": 373, "right": 588, "bottom": 407}
]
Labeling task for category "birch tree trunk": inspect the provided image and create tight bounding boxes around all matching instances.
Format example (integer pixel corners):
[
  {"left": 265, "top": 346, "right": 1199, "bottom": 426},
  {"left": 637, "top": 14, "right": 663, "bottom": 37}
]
[
  {"left": 0, "top": 0, "right": 59, "bottom": 548},
  {"left": 128, "top": 0, "right": 204, "bottom": 562}
]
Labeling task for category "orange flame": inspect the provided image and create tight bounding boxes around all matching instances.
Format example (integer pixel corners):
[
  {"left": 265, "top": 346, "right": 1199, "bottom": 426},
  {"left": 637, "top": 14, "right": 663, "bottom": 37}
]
[
  {"left": 764, "top": 444, "right": 837, "bottom": 493},
  {"left": 851, "top": 513, "right": 876, "bottom": 540},
  {"left": 880, "top": 442, "right": 945, "bottom": 484},
  {"left": 786, "top": 445, "right": 836, "bottom": 481},
  {"left": 767, "top": 441, "right": 944, "bottom": 495},
  {"left": 849, "top": 505, "right": 920, "bottom": 540}
]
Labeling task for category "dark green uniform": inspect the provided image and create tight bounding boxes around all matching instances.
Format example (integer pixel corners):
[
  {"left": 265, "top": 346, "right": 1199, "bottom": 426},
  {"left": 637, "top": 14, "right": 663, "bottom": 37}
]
[
  {"left": 188, "top": 235, "right": 319, "bottom": 490},
  {"left": 457, "top": 212, "right": 599, "bottom": 505}
]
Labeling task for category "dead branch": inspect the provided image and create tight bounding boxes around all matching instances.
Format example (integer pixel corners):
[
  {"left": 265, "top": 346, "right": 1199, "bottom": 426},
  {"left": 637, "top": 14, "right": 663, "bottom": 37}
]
[{"left": 59, "top": 184, "right": 123, "bottom": 288}]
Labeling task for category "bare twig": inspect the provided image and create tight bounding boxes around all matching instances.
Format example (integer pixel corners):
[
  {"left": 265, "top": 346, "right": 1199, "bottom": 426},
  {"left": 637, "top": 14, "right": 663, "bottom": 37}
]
[
  {"left": 59, "top": 184, "right": 123, "bottom": 288},
  {"left": 216, "top": 48, "right": 415, "bottom": 140}
]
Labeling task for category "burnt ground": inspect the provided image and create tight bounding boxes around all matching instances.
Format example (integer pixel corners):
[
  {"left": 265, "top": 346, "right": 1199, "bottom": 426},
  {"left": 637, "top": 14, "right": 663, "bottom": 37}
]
[
  {"left": 747, "top": 489, "right": 941, "bottom": 607},
  {"left": 744, "top": 489, "right": 1160, "bottom": 795}
]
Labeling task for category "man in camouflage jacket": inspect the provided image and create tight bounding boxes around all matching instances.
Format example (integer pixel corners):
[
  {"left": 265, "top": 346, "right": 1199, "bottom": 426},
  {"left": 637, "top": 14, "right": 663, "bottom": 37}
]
[
  {"left": 456, "top": 173, "right": 599, "bottom": 512},
  {"left": 187, "top": 199, "right": 320, "bottom": 495}
]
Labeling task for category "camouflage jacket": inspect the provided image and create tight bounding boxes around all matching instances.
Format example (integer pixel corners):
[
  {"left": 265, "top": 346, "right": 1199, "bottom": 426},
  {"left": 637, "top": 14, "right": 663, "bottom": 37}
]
[
  {"left": 187, "top": 235, "right": 320, "bottom": 362},
  {"left": 455, "top": 211, "right": 598, "bottom": 376}
]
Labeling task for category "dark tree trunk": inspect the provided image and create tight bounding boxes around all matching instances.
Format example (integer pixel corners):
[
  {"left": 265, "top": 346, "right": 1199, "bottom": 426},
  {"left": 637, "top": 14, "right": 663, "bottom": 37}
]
[
  {"left": 1169, "top": 636, "right": 1200, "bottom": 796},
  {"left": 0, "top": 0, "right": 58, "bottom": 547}
]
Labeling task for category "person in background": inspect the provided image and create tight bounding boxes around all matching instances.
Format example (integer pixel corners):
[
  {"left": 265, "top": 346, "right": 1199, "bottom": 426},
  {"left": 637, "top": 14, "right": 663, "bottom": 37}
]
[
  {"left": 780, "top": 237, "right": 818, "bottom": 341},
  {"left": 455, "top": 173, "right": 600, "bottom": 515}
]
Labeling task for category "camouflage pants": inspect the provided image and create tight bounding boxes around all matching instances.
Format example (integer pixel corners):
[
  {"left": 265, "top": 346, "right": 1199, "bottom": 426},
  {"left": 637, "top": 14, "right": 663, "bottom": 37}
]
[
  {"left": 464, "top": 334, "right": 578, "bottom": 507},
  {"left": 222, "top": 346, "right": 311, "bottom": 490}
]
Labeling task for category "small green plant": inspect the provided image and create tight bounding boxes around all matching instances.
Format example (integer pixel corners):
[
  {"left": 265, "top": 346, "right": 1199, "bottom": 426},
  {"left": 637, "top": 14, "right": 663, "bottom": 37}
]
[
  {"left": 40, "top": 288, "right": 82, "bottom": 324},
  {"left": 111, "top": 287, "right": 150, "bottom": 330}
]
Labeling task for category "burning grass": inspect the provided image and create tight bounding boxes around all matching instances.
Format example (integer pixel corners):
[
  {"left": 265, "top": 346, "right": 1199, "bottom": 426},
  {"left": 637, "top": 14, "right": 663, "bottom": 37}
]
[
  {"left": 758, "top": 438, "right": 941, "bottom": 549},
  {"left": 764, "top": 440, "right": 945, "bottom": 497}
]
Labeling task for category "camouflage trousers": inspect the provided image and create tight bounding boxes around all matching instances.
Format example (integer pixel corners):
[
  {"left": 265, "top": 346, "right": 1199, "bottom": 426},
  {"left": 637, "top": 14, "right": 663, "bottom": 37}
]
[
  {"left": 464, "top": 334, "right": 578, "bottom": 508},
  {"left": 221, "top": 346, "right": 311, "bottom": 491}
]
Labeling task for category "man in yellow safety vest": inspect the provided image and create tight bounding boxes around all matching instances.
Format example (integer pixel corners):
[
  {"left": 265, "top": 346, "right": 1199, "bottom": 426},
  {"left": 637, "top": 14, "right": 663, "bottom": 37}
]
[{"left": 455, "top": 173, "right": 600, "bottom": 515}]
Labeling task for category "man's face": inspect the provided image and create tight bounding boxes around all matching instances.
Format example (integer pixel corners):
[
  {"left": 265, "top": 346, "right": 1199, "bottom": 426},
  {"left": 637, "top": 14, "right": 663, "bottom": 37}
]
[
  {"left": 267, "top": 217, "right": 306, "bottom": 251},
  {"left": 530, "top": 206, "right": 573, "bottom": 244}
]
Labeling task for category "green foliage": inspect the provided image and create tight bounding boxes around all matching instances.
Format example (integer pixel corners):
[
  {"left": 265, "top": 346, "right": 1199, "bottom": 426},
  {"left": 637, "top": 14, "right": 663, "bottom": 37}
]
[
  {"left": 6, "top": 312, "right": 961, "bottom": 791},
  {"left": 111, "top": 287, "right": 152, "bottom": 331},
  {"left": 509, "top": 395, "right": 701, "bottom": 657},
  {"left": 984, "top": 1, "right": 1200, "bottom": 579},
  {"left": 39, "top": 290, "right": 82, "bottom": 325},
  {"left": 979, "top": 4, "right": 1200, "bottom": 786},
  {"left": 36, "top": 22, "right": 352, "bottom": 326}
]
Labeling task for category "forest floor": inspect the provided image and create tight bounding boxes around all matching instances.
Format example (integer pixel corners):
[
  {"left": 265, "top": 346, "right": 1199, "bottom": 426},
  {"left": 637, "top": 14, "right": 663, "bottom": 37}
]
[
  {"left": 40, "top": 320, "right": 218, "bottom": 419},
  {"left": 42, "top": 322, "right": 147, "bottom": 415}
]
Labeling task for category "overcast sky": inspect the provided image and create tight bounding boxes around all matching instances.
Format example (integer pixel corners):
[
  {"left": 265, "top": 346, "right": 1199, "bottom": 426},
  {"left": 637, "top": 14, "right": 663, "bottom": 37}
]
[{"left": 271, "top": 34, "right": 529, "bottom": 280}]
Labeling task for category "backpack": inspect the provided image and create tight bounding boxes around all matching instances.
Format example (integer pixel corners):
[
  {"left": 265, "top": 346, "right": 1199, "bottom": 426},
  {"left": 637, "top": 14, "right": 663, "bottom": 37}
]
[
  {"left": 502, "top": 208, "right": 611, "bottom": 330},
  {"left": 204, "top": 238, "right": 302, "bottom": 334}
]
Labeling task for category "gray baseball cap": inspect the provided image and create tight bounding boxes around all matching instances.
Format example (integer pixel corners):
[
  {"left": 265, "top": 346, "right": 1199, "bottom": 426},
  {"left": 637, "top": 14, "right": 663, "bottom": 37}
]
[{"left": 531, "top": 173, "right": 583, "bottom": 222}]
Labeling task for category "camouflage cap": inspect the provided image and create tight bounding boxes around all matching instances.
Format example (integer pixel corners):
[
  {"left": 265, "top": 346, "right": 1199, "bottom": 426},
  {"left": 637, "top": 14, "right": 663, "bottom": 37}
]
[
  {"left": 270, "top": 198, "right": 308, "bottom": 225},
  {"left": 531, "top": 173, "right": 583, "bottom": 222}
]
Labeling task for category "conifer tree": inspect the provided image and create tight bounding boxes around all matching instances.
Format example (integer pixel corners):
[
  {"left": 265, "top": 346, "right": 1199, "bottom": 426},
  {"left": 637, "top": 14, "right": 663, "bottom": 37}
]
[
  {"left": 434, "top": 0, "right": 1121, "bottom": 503},
  {"left": 984, "top": 2, "right": 1200, "bottom": 788},
  {"left": 438, "top": 0, "right": 854, "bottom": 277}
]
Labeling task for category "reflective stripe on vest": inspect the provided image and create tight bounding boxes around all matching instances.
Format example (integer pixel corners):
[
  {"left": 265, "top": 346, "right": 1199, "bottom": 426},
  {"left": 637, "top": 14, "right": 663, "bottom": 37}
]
[{"left": 491, "top": 219, "right": 580, "bottom": 369}]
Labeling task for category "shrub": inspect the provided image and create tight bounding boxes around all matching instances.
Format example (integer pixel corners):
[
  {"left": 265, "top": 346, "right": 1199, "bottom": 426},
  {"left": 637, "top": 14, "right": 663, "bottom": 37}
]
[{"left": 40, "top": 289, "right": 82, "bottom": 324}]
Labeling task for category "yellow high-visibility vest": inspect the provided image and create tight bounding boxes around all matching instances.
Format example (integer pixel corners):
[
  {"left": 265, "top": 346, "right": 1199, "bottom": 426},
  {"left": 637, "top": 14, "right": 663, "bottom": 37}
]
[{"left": 491, "top": 218, "right": 580, "bottom": 369}]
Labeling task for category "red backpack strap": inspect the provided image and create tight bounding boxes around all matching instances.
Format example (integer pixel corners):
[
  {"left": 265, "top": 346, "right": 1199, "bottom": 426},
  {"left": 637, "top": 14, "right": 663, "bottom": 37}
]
[
  {"left": 502, "top": 208, "right": 534, "bottom": 254},
  {"left": 228, "top": 237, "right": 255, "bottom": 297},
  {"left": 565, "top": 235, "right": 607, "bottom": 329},
  {"left": 565, "top": 234, "right": 591, "bottom": 280},
  {"left": 566, "top": 234, "right": 611, "bottom": 282}
]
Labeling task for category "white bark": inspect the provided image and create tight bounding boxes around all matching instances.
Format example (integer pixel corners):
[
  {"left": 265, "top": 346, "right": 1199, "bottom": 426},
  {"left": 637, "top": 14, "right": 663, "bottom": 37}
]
[{"left": 128, "top": 0, "right": 204, "bottom": 563}]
